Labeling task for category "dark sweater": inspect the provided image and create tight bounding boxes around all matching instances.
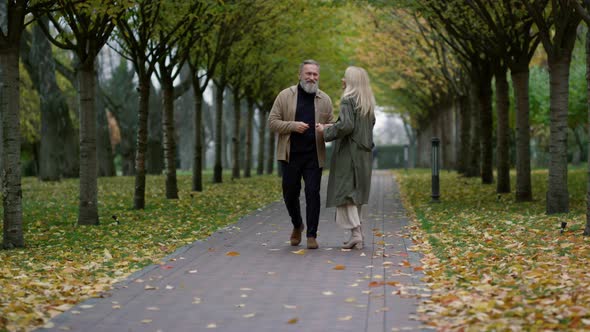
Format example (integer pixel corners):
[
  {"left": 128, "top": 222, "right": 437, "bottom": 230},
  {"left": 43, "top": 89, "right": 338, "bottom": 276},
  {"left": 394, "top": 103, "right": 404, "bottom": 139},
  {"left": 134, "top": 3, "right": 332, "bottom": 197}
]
[{"left": 290, "top": 84, "right": 316, "bottom": 153}]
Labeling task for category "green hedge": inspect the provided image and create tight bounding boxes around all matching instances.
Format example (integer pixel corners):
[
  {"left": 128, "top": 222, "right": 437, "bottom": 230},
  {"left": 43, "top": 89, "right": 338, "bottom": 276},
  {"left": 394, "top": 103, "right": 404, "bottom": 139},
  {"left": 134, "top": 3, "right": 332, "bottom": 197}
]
[{"left": 325, "top": 144, "right": 407, "bottom": 169}]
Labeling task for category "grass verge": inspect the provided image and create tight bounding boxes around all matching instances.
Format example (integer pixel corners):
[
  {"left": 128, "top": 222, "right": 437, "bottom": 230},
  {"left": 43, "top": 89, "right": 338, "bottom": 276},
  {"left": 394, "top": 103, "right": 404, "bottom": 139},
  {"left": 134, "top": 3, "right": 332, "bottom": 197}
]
[
  {"left": 0, "top": 173, "right": 282, "bottom": 331},
  {"left": 396, "top": 168, "right": 590, "bottom": 331}
]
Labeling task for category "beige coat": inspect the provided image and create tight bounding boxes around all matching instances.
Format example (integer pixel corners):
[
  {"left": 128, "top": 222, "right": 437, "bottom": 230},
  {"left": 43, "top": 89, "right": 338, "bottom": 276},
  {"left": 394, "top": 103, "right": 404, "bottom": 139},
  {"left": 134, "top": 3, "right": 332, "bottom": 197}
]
[{"left": 268, "top": 85, "right": 334, "bottom": 167}]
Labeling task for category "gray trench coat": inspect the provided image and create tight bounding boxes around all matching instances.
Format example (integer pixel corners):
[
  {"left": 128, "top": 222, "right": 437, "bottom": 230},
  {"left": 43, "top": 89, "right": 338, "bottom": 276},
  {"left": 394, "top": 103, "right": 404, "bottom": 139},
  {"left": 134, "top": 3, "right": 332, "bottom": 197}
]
[{"left": 324, "top": 97, "right": 375, "bottom": 208}]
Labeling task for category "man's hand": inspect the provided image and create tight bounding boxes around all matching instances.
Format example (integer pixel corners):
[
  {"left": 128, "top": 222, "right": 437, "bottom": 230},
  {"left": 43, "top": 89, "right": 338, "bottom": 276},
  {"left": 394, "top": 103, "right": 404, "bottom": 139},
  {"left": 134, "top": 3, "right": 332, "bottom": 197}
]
[{"left": 293, "top": 121, "right": 309, "bottom": 133}]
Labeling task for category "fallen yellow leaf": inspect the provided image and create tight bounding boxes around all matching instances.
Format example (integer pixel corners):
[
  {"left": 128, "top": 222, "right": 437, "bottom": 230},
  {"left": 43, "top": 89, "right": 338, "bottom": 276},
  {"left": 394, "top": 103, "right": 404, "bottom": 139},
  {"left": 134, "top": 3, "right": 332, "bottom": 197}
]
[
  {"left": 226, "top": 251, "right": 240, "bottom": 257},
  {"left": 333, "top": 265, "right": 346, "bottom": 270},
  {"left": 369, "top": 281, "right": 384, "bottom": 287},
  {"left": 103, "top": 249, "right": 113, "bottom": 261}
]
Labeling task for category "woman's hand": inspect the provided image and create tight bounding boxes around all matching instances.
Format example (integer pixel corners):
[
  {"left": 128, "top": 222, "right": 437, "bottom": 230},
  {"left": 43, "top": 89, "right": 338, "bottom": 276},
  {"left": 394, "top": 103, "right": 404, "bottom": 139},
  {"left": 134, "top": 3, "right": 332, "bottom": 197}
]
[
  {"left": 315, "top": 123, "right": 333, "bottom": 133},
  {"left": 315, "top": 123, "right": 324, "bottom": 133}
]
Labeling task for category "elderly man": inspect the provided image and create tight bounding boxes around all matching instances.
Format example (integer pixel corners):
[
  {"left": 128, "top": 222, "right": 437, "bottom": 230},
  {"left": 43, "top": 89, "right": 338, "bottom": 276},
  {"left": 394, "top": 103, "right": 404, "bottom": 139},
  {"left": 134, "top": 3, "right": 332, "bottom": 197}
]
[{"left": 268, "top": 59, "right": 334, "bottom": 249}]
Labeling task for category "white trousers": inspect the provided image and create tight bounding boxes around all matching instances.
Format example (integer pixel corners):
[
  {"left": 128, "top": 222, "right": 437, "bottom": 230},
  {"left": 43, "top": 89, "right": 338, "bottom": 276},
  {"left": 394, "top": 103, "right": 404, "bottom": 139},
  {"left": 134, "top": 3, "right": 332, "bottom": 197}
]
[{"left": 335, "top": 204, "right": 362, "bottom": 229}]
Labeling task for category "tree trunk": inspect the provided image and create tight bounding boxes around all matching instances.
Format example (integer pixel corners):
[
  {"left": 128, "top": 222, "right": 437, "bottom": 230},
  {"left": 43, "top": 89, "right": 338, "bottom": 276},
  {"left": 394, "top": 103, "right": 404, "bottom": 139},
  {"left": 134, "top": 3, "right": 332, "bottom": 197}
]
[
  {"left": 214, "top": 81, "right": 224, "bottom": 183},
  {"left": 0, "top": 55, "right": 3, "bottom": 191},
  {"left": 146, "top": 85, "right": 164, "bottom": 175},
  {"left": 401, "top": 116, "right": 417, "bottom": 168},
  {"left": 511, "top": 68, "right": 533, "bottom": 202},
  {"left": 266, "top": 127, "right": 275, "bottom": 175},
  {"left": 1, "top": 47, "right": 24, "bottom": 247},
  {"left": 192, "top": 80, "right": 204, "bottom": 192},
  {"left": 457, "top": 95, "right": 471, "bottom": 175},
  {"left": 134, "top": 73, "right": 150, "bottom": 209},
  {"left": 161, "top": 71, "right": 178, "bottom": 199},
  {"left": 466, "top": 83, "right": 481, "bottom": 177},
  {"left": 96, "top": 74, "right": 116, "bottom": 177},
  {"left": 443, "top": 103, "right": 455, "bottom": 169},
  {"left": 546, "top": 54, "right": 572, "bottom": 214},
  {"left": 28, "top": 20, "right": 78, "bottom": 180},
  {"left": 232, "top": 88, "right": 241, "bottom": 179},
  {"left": 77, "top": 62, "right": 99, "bottom": 225},
  {"left": 479, "top": 63, "right": 494, "bottom": 184},
  {"left": 244, "top": 96, "right": 254, "bottom": 178},
  {"left": 573, "top": 126, "right": 584, "bottom": 165},
  {"left": 257, "top": 108, "right": 266, "bottom": 175},
  {"left": 495, "top": 63, "right": 510, "bottom": 193},
  {"left": 584, "top": 28, "right": 590, "bottom": 236},
  {"left": 222, "top": 98, "right": 231, "bottom": 170}
]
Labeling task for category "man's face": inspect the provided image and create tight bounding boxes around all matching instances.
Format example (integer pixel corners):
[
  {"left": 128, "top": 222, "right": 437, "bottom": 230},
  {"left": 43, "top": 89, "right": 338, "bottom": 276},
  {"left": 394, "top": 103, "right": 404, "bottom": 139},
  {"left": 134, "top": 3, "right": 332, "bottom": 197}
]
[
  {"left": 299, "top": 64, "right": 319, "bottom": 93},
  {"left": 299, "top": 64, "right": 319, "bottom": 83}
]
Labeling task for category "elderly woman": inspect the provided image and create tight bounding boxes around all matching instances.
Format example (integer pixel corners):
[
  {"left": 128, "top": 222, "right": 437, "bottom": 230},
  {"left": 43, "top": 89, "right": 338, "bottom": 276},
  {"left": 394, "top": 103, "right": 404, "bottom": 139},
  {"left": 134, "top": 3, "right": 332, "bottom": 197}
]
[{"left": 316, "top": 66, "right": 376, "bottom": 249}]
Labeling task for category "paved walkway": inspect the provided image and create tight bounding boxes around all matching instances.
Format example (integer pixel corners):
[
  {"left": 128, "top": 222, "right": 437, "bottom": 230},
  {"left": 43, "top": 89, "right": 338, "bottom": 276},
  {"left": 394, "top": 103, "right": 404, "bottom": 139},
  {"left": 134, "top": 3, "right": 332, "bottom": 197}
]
[{"left": 41, "top": 170, "right": 429, "bottom": 332}]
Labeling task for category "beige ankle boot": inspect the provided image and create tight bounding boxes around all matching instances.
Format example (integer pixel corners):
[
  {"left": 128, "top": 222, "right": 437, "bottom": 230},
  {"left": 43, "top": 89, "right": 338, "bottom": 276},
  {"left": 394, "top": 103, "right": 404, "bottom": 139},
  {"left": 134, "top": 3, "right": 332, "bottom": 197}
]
[
  {"left": 342, "top": 226, "right": 363, "bottom": 249},
  {"left": 344, "top": 224, "right": 364, "bottom": 245}
]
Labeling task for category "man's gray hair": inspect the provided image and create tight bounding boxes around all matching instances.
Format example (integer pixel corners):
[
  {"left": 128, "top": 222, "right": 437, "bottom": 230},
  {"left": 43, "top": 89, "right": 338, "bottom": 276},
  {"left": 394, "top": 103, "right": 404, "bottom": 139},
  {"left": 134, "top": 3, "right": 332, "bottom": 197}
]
[{"left": 299, "top": 59, "right": 320, "bottom": 73}]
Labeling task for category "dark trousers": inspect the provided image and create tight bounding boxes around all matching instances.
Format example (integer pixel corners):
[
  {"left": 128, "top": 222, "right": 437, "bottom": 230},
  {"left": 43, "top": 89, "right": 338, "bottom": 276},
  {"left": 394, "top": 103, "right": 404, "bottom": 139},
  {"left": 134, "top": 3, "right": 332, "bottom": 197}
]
[{"left": 280, "top": 152, "right": 322, "bottom": 238}]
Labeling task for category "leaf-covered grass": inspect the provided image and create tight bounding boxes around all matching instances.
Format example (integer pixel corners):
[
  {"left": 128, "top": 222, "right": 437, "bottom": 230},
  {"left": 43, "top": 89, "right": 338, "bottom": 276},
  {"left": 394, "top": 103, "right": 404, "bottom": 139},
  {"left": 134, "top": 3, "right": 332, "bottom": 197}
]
[
  {"left": 397, "top": 168, "right": 590, "bottom": 331},
  {"left": 0, "top": 173, "right": 281, "bottom": 331}
]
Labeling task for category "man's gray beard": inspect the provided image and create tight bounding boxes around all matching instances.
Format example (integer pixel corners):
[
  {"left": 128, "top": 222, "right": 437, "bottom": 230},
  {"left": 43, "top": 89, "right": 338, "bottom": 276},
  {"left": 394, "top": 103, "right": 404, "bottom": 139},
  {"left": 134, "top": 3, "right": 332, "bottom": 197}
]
[{"left": 300, "top": 80, "right": 318, "bottom": 94}]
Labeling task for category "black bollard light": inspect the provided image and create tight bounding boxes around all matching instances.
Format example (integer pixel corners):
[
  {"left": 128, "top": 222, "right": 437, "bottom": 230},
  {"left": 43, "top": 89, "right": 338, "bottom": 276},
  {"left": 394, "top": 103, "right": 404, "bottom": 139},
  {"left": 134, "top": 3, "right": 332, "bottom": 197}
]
[
  {"left": 431, "top": 137, "right": 440, "bottom": 203},
  {"left": 403, "top": 144, "right": 409, "bottom": 171}
]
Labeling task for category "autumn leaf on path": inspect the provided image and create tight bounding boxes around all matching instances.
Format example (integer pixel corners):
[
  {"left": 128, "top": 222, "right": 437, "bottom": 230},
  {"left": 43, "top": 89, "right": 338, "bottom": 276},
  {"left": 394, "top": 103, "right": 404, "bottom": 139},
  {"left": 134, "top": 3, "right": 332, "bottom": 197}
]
[
  {"left": 103, "top": 249, "right": 113, "bottom": 261},
  {"left": 291, "top": 249, "right": 305, "bottom": 255},
  {"left": 226, "top": 251, "right": 240, "bottom": 257},
  {"left": 333, "top": 265, "right": 346, "bottom": 270},
  {"left": 369, "top": 281, "right": 384, "bottom": 287},
  {"left": 287, "top": 318, "right": 299, "bottom": 324}
]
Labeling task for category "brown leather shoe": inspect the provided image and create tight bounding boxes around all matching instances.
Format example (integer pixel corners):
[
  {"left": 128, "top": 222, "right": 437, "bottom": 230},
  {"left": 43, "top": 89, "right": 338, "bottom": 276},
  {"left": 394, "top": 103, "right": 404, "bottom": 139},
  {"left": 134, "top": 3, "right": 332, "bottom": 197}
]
[
  {"left": 307, "top": 237, "right": 318, "bottom": 249},
  {"left": 290, "top": 225, "right": 304, "bottom": 246}
]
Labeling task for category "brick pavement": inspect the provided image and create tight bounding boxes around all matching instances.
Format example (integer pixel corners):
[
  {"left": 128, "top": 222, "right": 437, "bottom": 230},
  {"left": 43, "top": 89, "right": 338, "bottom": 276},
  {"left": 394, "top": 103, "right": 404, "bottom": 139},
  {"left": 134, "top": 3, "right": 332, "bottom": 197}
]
[{"left": 40, "top": 170, "right": 430, "bottom": 332}]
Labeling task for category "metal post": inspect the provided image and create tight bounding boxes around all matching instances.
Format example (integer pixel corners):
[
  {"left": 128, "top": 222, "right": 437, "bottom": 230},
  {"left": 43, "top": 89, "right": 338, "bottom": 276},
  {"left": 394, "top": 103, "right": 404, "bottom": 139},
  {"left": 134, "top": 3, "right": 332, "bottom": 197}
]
[
  {"left": 431, "top": 137, "right": 440, "bottom": 203},
  {"left": 403, "top": 144, "right": 409, "bottom": 171}
]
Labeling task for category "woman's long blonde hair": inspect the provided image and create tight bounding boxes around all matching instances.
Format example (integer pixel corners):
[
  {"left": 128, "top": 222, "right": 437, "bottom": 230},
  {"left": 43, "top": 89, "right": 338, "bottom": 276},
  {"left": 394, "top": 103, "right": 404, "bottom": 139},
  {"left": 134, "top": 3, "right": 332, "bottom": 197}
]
[{"left": 342, "top": 66, "right": 376, "bottom": 117}]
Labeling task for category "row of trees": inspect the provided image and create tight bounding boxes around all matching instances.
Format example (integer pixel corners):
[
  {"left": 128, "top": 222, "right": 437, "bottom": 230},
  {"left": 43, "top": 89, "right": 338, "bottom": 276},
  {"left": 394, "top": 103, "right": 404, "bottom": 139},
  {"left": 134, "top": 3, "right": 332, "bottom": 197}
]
[
  {"left": 356, "top": 1, "right": 590, "bottom": 227},
  {"left": 1, "top": 0, "right": 358, "bottom": 249}
]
